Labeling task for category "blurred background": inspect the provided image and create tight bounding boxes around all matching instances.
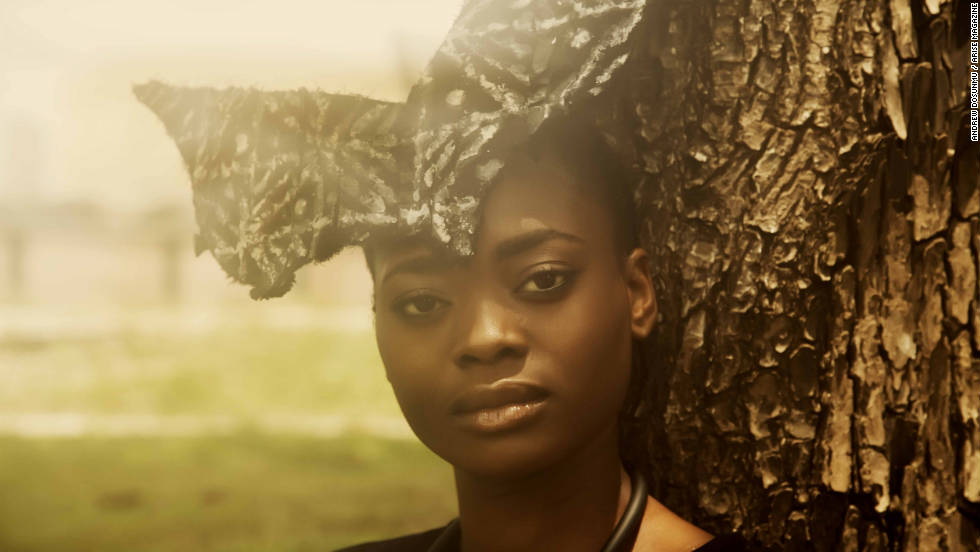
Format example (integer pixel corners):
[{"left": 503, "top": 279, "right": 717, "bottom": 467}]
[{"left": 0, "top": 1, "right": 462, "bottom": 549}]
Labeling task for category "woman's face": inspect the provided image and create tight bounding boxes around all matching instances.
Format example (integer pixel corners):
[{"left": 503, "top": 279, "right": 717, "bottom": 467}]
[{"left": 371, "top": 154, "right": 656, "bottom": 479}]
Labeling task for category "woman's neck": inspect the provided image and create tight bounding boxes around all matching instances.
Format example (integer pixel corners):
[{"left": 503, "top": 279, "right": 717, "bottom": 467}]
[{"left": 453, "top": 423, "right": 629, "bottom": 552}]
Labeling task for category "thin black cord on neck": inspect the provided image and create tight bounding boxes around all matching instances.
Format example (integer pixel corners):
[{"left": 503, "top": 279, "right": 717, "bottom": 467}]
[{"left": 600, "top": 468, "right": 647, "bottom": 552}]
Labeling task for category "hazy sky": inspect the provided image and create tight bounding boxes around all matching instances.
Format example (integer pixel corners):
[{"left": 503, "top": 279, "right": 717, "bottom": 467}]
[{"left": 0, "top": 0, "right": 462, "bottom": 212}]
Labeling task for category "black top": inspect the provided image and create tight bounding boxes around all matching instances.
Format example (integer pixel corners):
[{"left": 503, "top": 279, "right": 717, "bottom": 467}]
[{"left": 336, "top": 526, "right": 752, "bottom": 552}]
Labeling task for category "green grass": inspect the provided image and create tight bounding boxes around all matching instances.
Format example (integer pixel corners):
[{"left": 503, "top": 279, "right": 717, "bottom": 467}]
[
  {"left": 0, "top": 327, "right": 454, "bottom": 550},
  {"left": 0, "top": 432, "right": 457, "bottom": 551},
  {"left": 0, "top": 328, "right": 400, "bottom": 417}
]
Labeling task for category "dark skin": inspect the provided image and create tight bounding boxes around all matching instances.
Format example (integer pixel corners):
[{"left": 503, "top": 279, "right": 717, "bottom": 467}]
[{"left": 370, "top": 151, "right": 712, "bottom": 552}]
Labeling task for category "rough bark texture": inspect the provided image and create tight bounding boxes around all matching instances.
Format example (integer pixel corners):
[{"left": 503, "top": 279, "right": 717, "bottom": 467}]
[{"left": 616, "top": 0, "right": 979, "bottom": 549}]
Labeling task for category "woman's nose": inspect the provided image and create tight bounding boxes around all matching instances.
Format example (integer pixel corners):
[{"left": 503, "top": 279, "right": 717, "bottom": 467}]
[{"left": 452, "top": 298, "right": 527, "bottom": 368}]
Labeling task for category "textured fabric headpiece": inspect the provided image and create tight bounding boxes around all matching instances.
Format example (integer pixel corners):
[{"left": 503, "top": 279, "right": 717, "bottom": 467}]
[{"left": 136, "top": 0, "right": 647, "bottom": 298}]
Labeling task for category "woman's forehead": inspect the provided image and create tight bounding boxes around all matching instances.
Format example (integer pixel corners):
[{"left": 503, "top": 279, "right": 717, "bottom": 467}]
[
  {"left": 477, "top": 154, "right": 613, "bottom": 246},
  {"left": 368, "top": 161, "right": 613, "bottom": 281},
  {"left": 367, "top": 234, "right": 458, "bottom": 280}
]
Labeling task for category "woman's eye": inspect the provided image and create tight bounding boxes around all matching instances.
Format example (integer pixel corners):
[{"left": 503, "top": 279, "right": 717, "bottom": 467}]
[
  {"left": 394, "top": 293, "right": 447, "bottom": 318},
  {"left": 517, "top": 269, "right": 572, "bottom": 294}
]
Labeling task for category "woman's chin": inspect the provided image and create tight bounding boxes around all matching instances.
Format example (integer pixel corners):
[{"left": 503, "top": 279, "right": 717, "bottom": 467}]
[{"left": 433, "top": 433, "right": 570, "bottom": 482}]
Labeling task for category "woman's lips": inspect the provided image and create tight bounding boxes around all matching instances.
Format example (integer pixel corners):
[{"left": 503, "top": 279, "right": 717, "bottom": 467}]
[{"left": 449, "top": 381, "right": 550, "bottom": 433}]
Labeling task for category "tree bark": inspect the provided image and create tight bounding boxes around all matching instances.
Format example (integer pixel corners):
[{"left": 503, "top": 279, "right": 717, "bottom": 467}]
[{"left": 618, "top": 0, "right": 979, "bottom": 549}]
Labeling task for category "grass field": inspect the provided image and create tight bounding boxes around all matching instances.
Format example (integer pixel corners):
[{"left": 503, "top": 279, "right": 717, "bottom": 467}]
[
  {"left": 0, "top": 433, "right": 456, "bottom": 551},
  {"left": 0, "top": 325, "right": 457, "bottom": 551},
  {"left": 0, "top": 327, "right": 402, "bottom": 418}
]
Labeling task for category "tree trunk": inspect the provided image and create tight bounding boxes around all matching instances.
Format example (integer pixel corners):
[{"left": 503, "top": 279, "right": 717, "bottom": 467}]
[{"left": 618, "top": 0, "right": 979, "bottom": 549}]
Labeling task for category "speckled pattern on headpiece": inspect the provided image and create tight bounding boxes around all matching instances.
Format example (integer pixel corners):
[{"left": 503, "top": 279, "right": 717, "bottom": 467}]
[{"left": 136, "top": 0, "right": 648, "bottom": 299}]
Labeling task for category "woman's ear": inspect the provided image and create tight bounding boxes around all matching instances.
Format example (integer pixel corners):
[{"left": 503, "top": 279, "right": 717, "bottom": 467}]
[{"left": 624, "top": 248, "right": 657, "bottom": 339}]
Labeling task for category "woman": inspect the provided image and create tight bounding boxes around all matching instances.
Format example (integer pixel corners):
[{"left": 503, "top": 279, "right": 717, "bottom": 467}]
[
  {"left": 345, "top": 121, "right": 748, "bottom": 551},
  {"left": 136, "top": 0, "right": 753, "bottom": 549}
]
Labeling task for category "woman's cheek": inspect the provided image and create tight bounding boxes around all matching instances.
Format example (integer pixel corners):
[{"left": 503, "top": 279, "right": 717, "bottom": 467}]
[
  {"left": 377, "top": 323, "right": 419, "bottom": 396},
  {"left": 377, "top": 324, "right": 444, "bottom": 433},
  {"left": 556, "top": 272, "right": 632, "bottom": 400}
]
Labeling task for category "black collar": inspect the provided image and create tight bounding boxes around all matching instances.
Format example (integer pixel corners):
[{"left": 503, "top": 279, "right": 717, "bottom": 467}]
[{"left": 426, "top": 468, "right": 648, "bottom": 552}]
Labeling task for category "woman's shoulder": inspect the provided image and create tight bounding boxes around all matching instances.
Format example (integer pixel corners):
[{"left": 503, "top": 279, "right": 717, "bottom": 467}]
[
  {"left": 333, "top": 525, "right": 446, "bottom": 552},
  {"left": 635, "top": 496, "right": 759, "bottom": 552}
]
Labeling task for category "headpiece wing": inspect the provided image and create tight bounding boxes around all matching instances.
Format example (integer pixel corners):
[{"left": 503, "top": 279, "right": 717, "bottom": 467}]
[{"left": 134, "top": 81, "right": 412, "bottom": 298}]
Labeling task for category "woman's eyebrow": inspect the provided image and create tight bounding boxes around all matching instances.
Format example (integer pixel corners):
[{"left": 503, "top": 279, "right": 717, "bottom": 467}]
[
  {"left": 494, "top": 228, "right": 585, "bottom": 260},
  {"left": 381, "top": 253, "right": 454, "bottom": 284}
]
